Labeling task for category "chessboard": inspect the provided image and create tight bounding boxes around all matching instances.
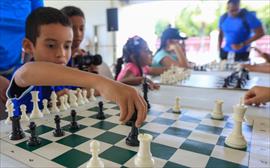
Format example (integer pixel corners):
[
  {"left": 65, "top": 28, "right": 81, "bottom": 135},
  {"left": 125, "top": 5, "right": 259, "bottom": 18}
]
[{"left": 1, "top": 101, "right": 269, "bottom": 168}]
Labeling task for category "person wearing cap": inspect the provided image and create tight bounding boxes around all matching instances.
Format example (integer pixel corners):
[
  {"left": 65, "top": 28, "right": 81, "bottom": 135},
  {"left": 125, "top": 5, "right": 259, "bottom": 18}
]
[
  {"left": 152, "top": 27, "right": 189, "bottom": 68},
  {"left": 218, "top": 0, "right": 264, "bottom": 62}
]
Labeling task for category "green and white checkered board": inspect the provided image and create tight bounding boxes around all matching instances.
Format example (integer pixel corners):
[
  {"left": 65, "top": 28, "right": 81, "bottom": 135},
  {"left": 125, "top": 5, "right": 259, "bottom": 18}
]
[{"left": 1, "top": 101, "right": 269, "bottom": 168}]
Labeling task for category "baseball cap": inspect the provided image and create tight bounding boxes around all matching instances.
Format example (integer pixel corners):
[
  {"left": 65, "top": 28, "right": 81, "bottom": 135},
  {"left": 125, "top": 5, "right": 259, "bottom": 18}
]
[{"left": 161, "top": 28, "right": 187, "bottom": 41}]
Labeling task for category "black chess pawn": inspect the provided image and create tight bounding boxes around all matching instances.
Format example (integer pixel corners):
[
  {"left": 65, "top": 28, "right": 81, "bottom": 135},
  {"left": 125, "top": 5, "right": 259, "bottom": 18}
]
[
  {"left": 142, "top": 77, "right": 150, "bottom": 109},
  {"left": 126, "top": 110, "right": 139, "bottom": 147},
  {"left": 96, "top": 101, "right": 105, "bottom": 120},
  {"left": 53, "top": 115, "right": 65, "bottom": 137},
  {"left": 70, "top": 110, "right": 80, "bottom": 130},
  {"left": 27, "top": 122, "right": 41, "bottom": 146},
  {"left": 9, "top": 116, "right": 25, "bottom": 140},
  {"left": 235, "top": 78, "right": 243, "bottom": 88}
]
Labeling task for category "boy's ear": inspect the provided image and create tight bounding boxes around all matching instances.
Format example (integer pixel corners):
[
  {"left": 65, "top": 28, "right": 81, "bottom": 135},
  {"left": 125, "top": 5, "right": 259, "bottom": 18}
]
[{"left": 23, "top": 38, "right": 34, "bottom": 55}]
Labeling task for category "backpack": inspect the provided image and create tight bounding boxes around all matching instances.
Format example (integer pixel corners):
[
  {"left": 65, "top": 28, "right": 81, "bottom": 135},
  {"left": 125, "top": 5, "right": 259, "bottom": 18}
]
[{"left": 220, "top": 8, "right": 251, "bottom": 33}]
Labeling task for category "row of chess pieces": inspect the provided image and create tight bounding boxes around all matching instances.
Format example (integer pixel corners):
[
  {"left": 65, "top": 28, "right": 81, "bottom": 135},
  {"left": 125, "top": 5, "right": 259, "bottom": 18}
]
[
  {"left": 172, "top": 96, "right": 250, "bottom": 150},
  {"left": 193, "top": 61, "right": 241, "bottom": 72},
  {"left": 160, "top": 66, "right": 192, "bottom": 85},
  {"left": 5, "top": 88, "right": 97, "bottom": 124}
]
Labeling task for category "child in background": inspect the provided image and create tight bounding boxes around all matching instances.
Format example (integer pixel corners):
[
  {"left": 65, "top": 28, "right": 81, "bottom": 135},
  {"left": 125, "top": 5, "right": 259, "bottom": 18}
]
[
  {"left": 115, "top": 36, "right": 164, "bottom": 89},
  {"left": 6, "top": 7, "right": 147, "bottom": 127}
]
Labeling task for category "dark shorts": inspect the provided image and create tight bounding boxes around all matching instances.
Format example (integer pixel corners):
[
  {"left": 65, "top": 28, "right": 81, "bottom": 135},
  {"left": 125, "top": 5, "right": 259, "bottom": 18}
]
[{"left": 220, "top": 49, "right": 250, "bottom": 62}]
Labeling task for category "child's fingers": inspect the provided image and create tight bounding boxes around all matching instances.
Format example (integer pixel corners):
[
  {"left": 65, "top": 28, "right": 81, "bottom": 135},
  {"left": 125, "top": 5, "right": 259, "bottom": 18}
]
[
  {"left": 123, "top": 98, "right": 135, "bottom": 123},
  {"left": 118, "top": 101, "right": 128, "bottom": 122},
  {"left": 135, "top": 95, "right": 147, "bottom": 127}
]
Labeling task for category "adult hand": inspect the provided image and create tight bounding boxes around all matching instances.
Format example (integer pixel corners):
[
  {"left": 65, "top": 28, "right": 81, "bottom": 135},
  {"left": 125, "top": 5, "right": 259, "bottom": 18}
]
[{"left": 244, "top": 86, "right": 270, "bottom": 106}]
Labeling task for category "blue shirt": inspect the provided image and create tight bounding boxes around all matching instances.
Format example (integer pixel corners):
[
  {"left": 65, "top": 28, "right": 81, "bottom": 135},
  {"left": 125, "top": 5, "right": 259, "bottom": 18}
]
[
  {"left": 0, "top": 0, "right": 44, "bottom": 72},
  {"left": 6, "top": 76, "right": 75, "bottom": 116},
  {"left": 152, "top": 49, "right": 178, "bottom": 67},
  {"left": 219, "top": 9, "right": 262, "bottom": 53}
]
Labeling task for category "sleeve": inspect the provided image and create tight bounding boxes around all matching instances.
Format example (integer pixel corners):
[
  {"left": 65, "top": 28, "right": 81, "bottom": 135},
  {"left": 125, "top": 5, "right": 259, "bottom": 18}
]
[
  {"left": 124, "top": 63, "right": 140, "bottom": 76},
  {"left": 6, "top": 76, "right": 33, "bottom": 99},
  {"left": 246, "top": 11, "right": 262, "bottom": 29},
  {"left": 154, "top": 50, "right": 168, "bottom": 66},
  {"left": 31, "top": 0, "right": 44, "bottom": 11}
]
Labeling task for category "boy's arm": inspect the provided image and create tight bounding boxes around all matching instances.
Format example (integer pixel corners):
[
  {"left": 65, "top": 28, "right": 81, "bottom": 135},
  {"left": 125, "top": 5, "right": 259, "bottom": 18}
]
[{"left": 14, "top": 62, "right": 147, "bottom": 127}]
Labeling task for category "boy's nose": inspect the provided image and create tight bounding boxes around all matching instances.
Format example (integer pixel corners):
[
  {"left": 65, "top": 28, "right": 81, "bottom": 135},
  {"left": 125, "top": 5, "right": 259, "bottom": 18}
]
[{"left": 56, "top": 46, "right": 65, "bottom": 57}]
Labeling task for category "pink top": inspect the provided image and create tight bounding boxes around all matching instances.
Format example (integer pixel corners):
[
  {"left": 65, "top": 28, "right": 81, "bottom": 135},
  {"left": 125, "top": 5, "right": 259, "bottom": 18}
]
[{"left": 117, "top": 63, "right": 150, "bottom": 81}]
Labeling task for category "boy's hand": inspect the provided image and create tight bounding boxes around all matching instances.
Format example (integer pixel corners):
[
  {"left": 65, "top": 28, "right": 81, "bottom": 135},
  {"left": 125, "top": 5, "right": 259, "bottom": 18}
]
[
  {"left": 244, "top": 86, "right": 270, "bottom": 106},
  {"left": 97, "top": 81, "right": 147, "bottom": 127},
  {"left": 147, "top": 79, "right": 160, "bottom": 90}
]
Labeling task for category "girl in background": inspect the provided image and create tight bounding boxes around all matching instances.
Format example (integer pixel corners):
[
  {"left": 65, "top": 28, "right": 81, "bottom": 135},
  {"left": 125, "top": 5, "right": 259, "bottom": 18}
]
[{"left": 115, "top": 36, "right": 163, "bottom": 90}]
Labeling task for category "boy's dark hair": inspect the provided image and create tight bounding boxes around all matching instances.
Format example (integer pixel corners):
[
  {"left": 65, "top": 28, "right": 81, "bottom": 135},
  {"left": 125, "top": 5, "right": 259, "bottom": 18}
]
[
  {"left": 227, "top": 0, "right": 240, "bottom": 5},
  {"left": 25, "top": 7, "right": 72, "bottom": 45},
  {"left": 61, "top": 6, "right": 85, "bottom": 18},
  {"left": 114, "top": 36, "right": 147, "bottom": 80}
]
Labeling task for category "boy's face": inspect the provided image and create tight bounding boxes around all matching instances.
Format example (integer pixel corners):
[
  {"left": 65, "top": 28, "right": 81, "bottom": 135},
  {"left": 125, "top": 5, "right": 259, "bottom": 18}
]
[
  {"left": 25, "top": 23, "right": 73, "bottom": 65},
  {"left": 70, "top": 16, "right": 85, "bottom": 51}
]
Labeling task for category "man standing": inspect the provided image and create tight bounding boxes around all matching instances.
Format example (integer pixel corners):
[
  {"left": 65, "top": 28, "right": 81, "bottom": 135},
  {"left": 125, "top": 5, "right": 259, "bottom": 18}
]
[
  {"left": 218, "top": 0, "right": 264, "bottom": 62},
  {"left": 0, "top": 0, "right": 44, "bottom": 79}
]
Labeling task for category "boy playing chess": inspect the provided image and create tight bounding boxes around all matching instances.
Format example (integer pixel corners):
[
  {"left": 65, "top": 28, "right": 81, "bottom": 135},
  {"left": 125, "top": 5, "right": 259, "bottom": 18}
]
[{"left": 6, "top": 7, "right": 147, "bottom": 127}]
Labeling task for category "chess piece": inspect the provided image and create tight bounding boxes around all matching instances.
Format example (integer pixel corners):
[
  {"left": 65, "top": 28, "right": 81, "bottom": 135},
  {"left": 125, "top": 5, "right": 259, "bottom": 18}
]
[
  {"left": 96, "top": 101, "right": 105, "bottom": 120},
  {"left": 27, "top": 122, "right": 41, "bottom": 146},
  {"left": 82, "top": 89, "right": 89, "bottom": 103},
  {"left": 134, "top": 134, "right": 155, "bottom": 168},
  {"left": 225, "top": 103, "right": 247, "bottom": 149},
  {"left": 30, "top": 91, "right": 43, "bottom": 119},
  {"left": 89, "top": 88, "right": 96, "bottom": 101},
  {"left": 5, "top": 99, "right": 13, "bottom": 124},
  {"left": 70, "top": 110, "right": 79, "bottom": 130},
  {"left": 59, "top": 96, "right": 67, "bottom": 111},
  {"left": 172, "top": 97, "right": 181, "bottom": 114},
  {"left": 142, "top": 78, "right": 150, "bottom": 109},
  {"left": 69, "top": 92, "right": 78, "bottom": 107},
  {"left": 50, "top": 91, "right": 60, "bottom": 113},
  {"left": 64, "top": 95, "right": 70, "bottom": 109},
  {"left": 77, "top": 88, "right": 85, "bottom": 105},
  {"left": 9, "top": 116, "right": 25, "bottom": 140},
  {"left": 211, "top": 99, "right": 224, "bottom": 120},
  {"left": 42, "top": 99, "right": 50, "bottom": 115},
  {"left": 126, "top": 111, "right": 139, "bottom": 146},
  {"left": 86, "top": 140, "right": 104, "bottom": 168},
  {"left": 53, "top": 115, "right": 65, "bottom": 137},
  {"left": 20, "top": 104, "right": 30, "bottom": 122}
]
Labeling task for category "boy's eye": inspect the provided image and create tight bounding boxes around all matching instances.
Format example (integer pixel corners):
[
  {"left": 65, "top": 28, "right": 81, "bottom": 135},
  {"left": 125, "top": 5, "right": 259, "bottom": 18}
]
[
  {"left": 47, "top": 44, "right": 55, "bottom": 48},
  {"left": 64, "top": 44, "right": 71, "bottom": 50}
]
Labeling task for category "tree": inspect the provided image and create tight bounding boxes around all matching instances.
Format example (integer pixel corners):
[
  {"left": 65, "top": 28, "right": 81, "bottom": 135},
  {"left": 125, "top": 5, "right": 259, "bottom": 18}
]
[{"left": 154, "top": 19, "right": 170, "bottom": 37}]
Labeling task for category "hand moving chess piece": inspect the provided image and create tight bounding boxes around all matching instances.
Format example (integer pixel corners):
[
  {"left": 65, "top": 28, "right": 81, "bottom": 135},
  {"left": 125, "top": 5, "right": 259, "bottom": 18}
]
[
  {"left": 30, "top": 91, "right": 43, "bottom": 119},
  {"left": 20, "top": 104, "right": 30, "bottom": 122},
  {"left": 211, "top": 99, "right": 224, "bottom": 120},
  {"left": 53, "top": 115, "right": 65, "bottom": 137},
  {"left": 86, "top": 140, "right": 104, "bottom": 168},
  {"left": 96, "top": 101, "right": 105, "bottom": 120},
  {"left": 126, "top": 110, "right": 139, "bottom": 146},
  {"left": 172, "top": 97, "right": 181, "bottom": 114},
  {"left": 134, "top": 134, "right": 155, "bottom": 167},
  {"left": 5, "top": 99, "right": 13, "bottom": 124},
  {"left": 225, "top": 103, "right": 247, "bottom": 149},
  {"left": 42, "top": 99, "right": 50, "bottom": 114},
  {"left": 27, "top": 122, "right": 41, "bottom": 146}
]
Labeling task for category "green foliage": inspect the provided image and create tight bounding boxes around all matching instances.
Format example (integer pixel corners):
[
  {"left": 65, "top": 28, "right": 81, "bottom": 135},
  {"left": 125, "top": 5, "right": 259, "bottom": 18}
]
[
  {"left": 257, "top": 4, "right": 270, "bottom": 35},
  {"left": 154, "top": 19, "right": 170, "bottom": 37}
]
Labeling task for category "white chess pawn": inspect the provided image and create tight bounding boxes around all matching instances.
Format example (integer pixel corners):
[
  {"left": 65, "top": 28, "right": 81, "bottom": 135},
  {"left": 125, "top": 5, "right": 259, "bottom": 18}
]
[
  {"left": 89, "top": 88, "right": 96, "bottom": 101},
  {"left": 5, "top": 99, "right": 13, "bottom": 124},
  {"left": 69, "top": 92, "right": 78, "bottom": 107},
  {"left": 173, "top": 97, "right": 181, "bottom": 114},
  {"left": 211, "top": 99, "right": 224, "bottom": 120},
  {"left": 86, "top": 140, "right": 104, "bottom": 168},
  {"left": 30, "top": 91, "right": 43, "bottom": 119},
  {"left": 77, "top": 88, "right": 85, "bottom": 105},
  {"left": 59, "top": 96, "right": 67, "bottom": 111},
  {"left": 134, "top": 134, "right": 155, "bottom": 167},
  {"left": 20, "top": 104, "right": 29, "bottom": 122},
  {"left": 64, "top": 95, "right": 70, "bottom": 109},
  {"left": 42, "top": 99, "right": 50, "bottom": 114},
  {"left": 50, "top": 91, "right": 60, "bottom": 113},
  {"left": 225, "top": 103, "right": 247, "bottom": 149},
  {"left": 82, "top": 89, "right": 89, "bottom": 103}
]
